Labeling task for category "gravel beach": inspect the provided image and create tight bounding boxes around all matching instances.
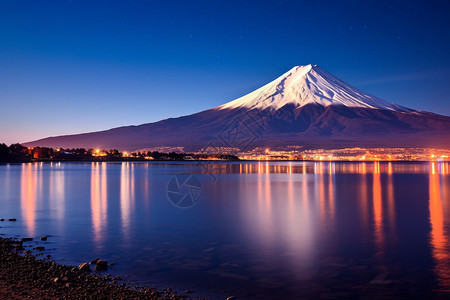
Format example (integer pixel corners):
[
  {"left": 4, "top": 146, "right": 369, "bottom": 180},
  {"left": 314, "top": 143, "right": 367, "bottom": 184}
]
[{"left": 0, "top": 236, "right": 192, "bottom": 299}]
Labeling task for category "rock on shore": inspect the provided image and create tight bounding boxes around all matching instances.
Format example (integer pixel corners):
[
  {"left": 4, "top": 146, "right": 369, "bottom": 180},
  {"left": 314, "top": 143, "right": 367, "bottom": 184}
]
[{"left": 0, "top": 237, "right": 192, "bottom": 299}]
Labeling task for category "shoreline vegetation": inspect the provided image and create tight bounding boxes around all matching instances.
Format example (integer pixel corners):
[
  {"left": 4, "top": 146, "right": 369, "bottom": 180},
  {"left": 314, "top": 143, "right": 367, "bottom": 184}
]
[
  {"left": 0, "top": 233, "right": 194, "bottom": 299},
  {"left": 0, "top": 143, "right": 238, "bottom": 163}
]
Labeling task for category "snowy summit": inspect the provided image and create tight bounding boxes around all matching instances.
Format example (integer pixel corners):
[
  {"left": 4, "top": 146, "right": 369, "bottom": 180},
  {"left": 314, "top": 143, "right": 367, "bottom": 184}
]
[{"left": 218, "top": 64, "right": 408, "bottom": 112}]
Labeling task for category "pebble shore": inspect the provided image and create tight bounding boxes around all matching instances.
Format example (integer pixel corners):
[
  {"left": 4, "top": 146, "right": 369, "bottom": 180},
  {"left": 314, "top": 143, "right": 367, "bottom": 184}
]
[{"left": 0, "top": 236, "right": 193, "bottom": 299}]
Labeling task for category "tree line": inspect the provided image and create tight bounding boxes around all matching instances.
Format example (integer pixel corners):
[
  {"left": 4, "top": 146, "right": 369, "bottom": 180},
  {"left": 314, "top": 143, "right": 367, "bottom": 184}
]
[{"left": 0, "top": 143, "right": 238, "bottom": 162}]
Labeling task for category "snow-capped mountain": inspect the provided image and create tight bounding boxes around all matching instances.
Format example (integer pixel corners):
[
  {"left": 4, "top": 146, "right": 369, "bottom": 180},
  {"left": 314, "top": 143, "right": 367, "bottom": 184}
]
[
  {"left": 24, "top": 65, "right": 450, "bottom": 151},
  {"left": 219, "top": 64, "right": 409, "bottom": 112}
]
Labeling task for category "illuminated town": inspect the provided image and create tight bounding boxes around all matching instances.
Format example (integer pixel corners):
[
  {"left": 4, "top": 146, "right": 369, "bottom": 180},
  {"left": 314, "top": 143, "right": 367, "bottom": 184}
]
[
  {"left": 194, "top": 146, "right": 450, "bottom": 161},
  {"left": 235, "top": 147, "right": 450, "bottom": 161}
]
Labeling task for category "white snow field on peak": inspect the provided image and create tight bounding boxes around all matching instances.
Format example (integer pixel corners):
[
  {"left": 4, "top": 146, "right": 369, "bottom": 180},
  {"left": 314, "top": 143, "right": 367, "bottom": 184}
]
[{"left": 218, "top": 64, "right": 409, "bottom": 112}]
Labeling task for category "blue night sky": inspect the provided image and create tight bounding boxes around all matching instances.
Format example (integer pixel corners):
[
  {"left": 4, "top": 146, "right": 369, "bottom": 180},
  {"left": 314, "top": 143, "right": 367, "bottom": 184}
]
[{"left": 1, "top": 0, "right": 450, "bottom": 145}]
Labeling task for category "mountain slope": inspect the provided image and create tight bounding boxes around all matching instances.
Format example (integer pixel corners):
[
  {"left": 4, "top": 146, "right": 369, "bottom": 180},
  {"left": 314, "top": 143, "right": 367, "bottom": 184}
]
[
  {"left": 24, "top": 65, "right": 450, "bottom": 151},
  {"left": 219, "top": 65, "right": 411, "bottom": 112}
]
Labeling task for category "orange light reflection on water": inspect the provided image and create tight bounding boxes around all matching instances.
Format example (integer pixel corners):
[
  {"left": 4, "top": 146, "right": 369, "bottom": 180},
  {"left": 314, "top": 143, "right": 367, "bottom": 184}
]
[
  {"left": 429, "top": 162, "right": 450, "bottom": 292},
  {"left": 372, "top": 162, "right": 384, "bottom": 257},
  {"left": 387, "top": 162, "right": 396, "bottom": 233},
  {"left": 20, "top": 163, "right": 38, "bottom": 236}
]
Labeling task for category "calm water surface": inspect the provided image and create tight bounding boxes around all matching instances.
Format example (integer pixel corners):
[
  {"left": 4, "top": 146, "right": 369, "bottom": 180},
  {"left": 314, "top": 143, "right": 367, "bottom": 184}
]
[{"left": 0, "top": 161, "right": 449, "bottom": 299}]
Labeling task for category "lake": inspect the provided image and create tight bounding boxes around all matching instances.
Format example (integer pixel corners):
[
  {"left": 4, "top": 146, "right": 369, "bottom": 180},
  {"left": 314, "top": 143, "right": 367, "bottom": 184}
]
[{"left": 0, "top": 161, "right": 449, "bottom": 299}]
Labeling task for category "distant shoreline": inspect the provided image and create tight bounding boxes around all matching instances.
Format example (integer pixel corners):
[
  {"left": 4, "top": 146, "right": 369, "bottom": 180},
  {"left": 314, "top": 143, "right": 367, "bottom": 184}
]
[
  {"left": 0, "top": 143, "right": 239, "bottom": 163},
  {"left": 2, "top": 143, "right": 450, "bottom": 162},
  {"left": 1, "top": 158, "right": 449, "bottom": 163}
]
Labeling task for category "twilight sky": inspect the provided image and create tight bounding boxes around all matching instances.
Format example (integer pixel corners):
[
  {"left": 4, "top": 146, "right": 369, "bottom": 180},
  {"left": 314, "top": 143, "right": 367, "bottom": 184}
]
[{"left": 1, "top": 0, "right": 450, "bottom": 145}]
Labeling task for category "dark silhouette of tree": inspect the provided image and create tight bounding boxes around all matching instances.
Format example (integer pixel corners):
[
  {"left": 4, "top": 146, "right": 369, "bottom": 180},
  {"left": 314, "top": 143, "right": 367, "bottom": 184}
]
[
  {"left": 0, "top": 143, "right": 9, "bottom": 161},
  {"left": 9, "top": 143, "right": 29, "bottom": 161}
]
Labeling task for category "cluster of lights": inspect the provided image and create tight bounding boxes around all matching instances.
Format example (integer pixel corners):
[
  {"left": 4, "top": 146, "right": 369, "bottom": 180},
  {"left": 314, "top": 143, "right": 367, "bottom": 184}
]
[
  {"left": 237, "top": 147, "right": 450, "bottom": 161},
  {"left": 92, "top": 149, "right": 107, "bottom": 157}
]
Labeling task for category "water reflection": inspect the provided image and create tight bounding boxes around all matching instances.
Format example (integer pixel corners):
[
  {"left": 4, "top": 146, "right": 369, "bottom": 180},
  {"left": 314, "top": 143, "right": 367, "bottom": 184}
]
[
  {"left": 49, "top": 162, "right": 65, "bottom": 228},
  {"left": 3, "top": 161, "right": 450, "bottom": 297},
  {"left": 242, "top": 161, "right": 342, "bottom": 278},
  {"left": 328, "top": 162, "right": 335, "bottom": 223},
  {"left": 120, "top": 162, "right": 135, "bottom": 241},
  {"left": 91, "top": 162, "right": 108, "bottom": 247},
  {"left": 191, "top": 161, "right": 436, "bottom": 175},
  {"left": 429, "top": 162, "right": 450, "bottom": 292},
  {"left": 387, "top": 162, "right": 396, "bottom": 233},
  {"left": 359, "top": 162, "right": 369, "bottom": 231},
  {"left": 372, "top": 162, "right": 384, "bottom": 257},
  {"left": 315, "top": 162, "right": 336, "bottom": 227},
  {"left": 20, "top": 163, "right": 39, "bottom": 236}
]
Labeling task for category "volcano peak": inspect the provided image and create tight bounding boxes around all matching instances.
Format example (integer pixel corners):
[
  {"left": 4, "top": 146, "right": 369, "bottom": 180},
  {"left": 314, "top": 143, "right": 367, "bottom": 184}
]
[{"left": 217, "top": 65, "right": 409, "bottom": 112}]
